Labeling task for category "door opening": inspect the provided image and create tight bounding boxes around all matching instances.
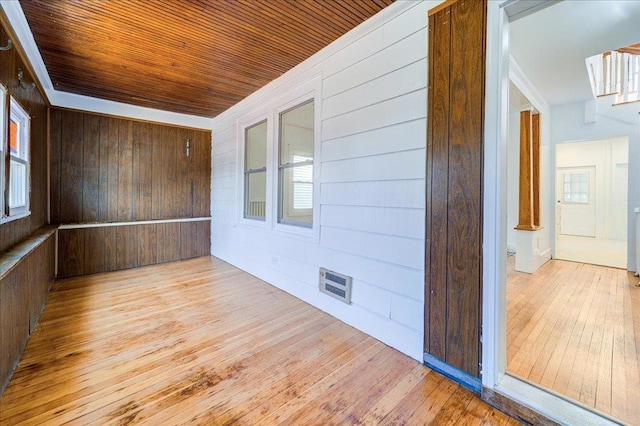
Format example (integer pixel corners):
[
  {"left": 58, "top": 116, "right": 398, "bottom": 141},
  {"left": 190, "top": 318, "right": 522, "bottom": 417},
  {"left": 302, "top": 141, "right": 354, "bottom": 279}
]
[{"left": 555, "top": 138, "right": 628, "bottom": 269}]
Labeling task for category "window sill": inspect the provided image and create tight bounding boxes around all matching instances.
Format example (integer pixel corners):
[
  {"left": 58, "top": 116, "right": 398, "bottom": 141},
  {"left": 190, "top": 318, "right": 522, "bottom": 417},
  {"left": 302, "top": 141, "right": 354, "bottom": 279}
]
[
  {"left": 1, "top": 211, "right": 31, "bottom": 225},
  {"left": 273, "top": 221, "right": 318, "bottom": 242},
  {"left": 238, "top": 216, "right": 269, "bottom": 229},
  {"left": 0, "top": 225, "right": 56, "bottom": 280}
]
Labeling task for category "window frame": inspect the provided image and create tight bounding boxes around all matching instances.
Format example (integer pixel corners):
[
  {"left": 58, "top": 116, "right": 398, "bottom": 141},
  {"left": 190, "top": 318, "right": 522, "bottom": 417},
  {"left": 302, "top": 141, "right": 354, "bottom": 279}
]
[
  {"left": 271, "top": 81, "right": 320, "bottom": 240},
  {"left": 235, "top": 75, "right": 321, "bottom": 240},
  {"left": 561, "top": 171, "right": 590, "bottom": 204},
  {"left": 243, "top": 119, "right": 268, "bottom": 221},
  {"left": 237, "top": 110, "right": 272, "bottom": 228},
  {"left": 0, "top": 83, "right": 6, "bottom": 220},
  {"left": 277, "top": 99, "right": 315, "bottom": 229},
  {"left": 2, "top": 96, "right": 31, "bottom": 222}
]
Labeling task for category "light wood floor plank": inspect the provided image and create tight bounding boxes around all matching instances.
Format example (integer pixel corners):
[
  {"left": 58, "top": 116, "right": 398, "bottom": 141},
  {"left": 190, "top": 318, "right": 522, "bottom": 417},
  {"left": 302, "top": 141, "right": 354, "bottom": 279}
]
[
  {"left": 374, "top": 370, "right": 447, "bottom": 424},
  {"left": 1, "top": 256, "right": 514, "bottom": 425},
  {"left": 355, "top": 363, "right": 432, "bottom": 425},
  {"left": 131, "top": 319, "right": 348, "bottom": 426},
  {"left": 507, "top": 258, "right": 640, "bottom": 425}
]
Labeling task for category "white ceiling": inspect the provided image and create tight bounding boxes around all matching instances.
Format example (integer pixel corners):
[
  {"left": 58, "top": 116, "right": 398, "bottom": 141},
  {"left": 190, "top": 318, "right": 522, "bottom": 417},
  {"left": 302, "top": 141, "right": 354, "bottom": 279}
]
[{"left": 510, "top": 0, "right": 640, "bottom": 106}]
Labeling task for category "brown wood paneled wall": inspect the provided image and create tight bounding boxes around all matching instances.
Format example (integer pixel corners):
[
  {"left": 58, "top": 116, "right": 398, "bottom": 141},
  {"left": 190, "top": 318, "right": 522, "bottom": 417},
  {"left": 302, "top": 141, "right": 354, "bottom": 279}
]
[
  {"left": 425, "top": 0, "right": 487, "bottom": 379},
  {"left": 0, "top": 16, "right": 49, "bottom": 253},
  {"left": 0, "top": 229, "right": 56, "bottom": 394},
  {"left": 50, "top": 108, "right": 211, "bottom": 223},
  {"left": 50, "top": 107, "right": 212, "bottom": 278},
  {"left": 57, "top": 221, "right": 210, "bottom": 278}
]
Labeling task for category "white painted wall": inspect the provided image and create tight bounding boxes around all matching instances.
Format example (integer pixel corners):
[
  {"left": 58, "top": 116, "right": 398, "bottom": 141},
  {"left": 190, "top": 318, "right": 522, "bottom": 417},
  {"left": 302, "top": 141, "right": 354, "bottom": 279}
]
[
  {"left": 551, "top": 99, "right": 640, "bottom": 271},
  {"left": 210, "top": 1, "right": 441, "bottom": 361}
]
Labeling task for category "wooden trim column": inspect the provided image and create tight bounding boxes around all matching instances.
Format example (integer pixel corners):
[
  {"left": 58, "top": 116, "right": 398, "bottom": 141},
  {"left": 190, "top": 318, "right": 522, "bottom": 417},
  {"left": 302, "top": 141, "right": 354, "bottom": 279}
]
[
  {"left": 425, "top": 0, "right": 486, "bottom": 383},
  {"left": 515, "top": 110, "right": 541, "bottom": 231},
  {"left": 532, "top": 113, "right": 541, "bottom": 227}
]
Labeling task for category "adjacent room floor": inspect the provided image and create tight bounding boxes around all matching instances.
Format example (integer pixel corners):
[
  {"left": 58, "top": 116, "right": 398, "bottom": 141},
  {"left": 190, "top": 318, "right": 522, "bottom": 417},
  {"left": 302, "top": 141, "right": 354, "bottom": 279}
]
[
  {"left": 0, "top": 257, "right": 516, "bottom": 425},
  {"left": 555, "top": 234, "right": 627, "bottom": 269},
  {"left": 507, "top": 257, "right": 640, "bottom": 425}
]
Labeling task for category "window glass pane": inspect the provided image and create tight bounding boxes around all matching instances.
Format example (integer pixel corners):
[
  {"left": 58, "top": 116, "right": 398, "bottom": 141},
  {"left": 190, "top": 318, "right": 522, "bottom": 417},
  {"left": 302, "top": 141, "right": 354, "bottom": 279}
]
[
  {"left": 9, "top": 160, "right": 26, "bottom": 208},
  {"left": 10, "top": 118, "right": 20, "bottom": 155},
  {"left": 293, "top": 155, "right": 312, "bottom": 180},
  {"left": 244, "top": 171, "right": 266, "bottom": 219},
  {"left": 293, "top": 182, "right": 313, "bottom": 209},
  {"left": 278, "top": 100, "right": 314, "bottom": 228},
  {"left": 279, "top": 101, "right": 314, "bottom": 165},
  {"left": 562, "top": 172, "right": 589, "bottom": 204},
  {"left": 245, "top": 121, "right": 267, "bottom": 170},
  {"left": 280, "top": 166, "right": 312, "bottom": 226},
  {"left": 579, "top": 182, "right": 587, "bottom": 193}
]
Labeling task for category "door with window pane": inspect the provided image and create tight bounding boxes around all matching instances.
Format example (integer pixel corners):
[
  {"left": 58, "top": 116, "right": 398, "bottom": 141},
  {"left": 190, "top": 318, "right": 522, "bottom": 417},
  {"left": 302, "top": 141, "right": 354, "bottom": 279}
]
[{"left": 557, "top": 166, "right": 596, "bottom": 237}]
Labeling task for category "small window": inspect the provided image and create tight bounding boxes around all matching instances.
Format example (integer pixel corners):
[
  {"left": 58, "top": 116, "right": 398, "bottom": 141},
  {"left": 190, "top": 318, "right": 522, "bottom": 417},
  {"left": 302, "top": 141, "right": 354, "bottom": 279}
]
[
  {"left": 244, "top": 120, "right": 267, "bottom": 220},
  {"left": 278, "top": 100, "right": 314, "bottom": 227},
  {"left": 6, "top": 97, "right": 30, "bottom": 218},
  {"left": 562, "top": 172, "right": 589, "bottom": 204},
  {"left": 0, "top": 84, "right": 6, "bottom": 218}
]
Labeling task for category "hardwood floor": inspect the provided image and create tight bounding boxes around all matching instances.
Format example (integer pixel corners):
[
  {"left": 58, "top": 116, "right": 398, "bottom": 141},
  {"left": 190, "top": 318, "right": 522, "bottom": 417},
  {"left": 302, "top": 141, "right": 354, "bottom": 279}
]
[
  {"left": 0, "top": 257, "right": 516, "bottom": 425},
  {"left": 507, "top": 258, "right": 640, "bottom": 425}
]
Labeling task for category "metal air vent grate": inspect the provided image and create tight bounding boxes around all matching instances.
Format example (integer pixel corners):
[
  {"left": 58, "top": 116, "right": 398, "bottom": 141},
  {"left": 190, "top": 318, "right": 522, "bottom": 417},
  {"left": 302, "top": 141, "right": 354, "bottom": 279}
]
[{"left": 319, "top": 267, "right": 352, "bottom": 304}]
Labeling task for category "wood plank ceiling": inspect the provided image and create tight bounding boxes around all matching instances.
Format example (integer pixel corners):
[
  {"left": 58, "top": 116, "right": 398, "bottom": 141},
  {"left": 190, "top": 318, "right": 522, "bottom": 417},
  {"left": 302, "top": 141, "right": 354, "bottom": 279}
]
[{"left": 19, "top": 0, "right": 394, "bottom": 117}]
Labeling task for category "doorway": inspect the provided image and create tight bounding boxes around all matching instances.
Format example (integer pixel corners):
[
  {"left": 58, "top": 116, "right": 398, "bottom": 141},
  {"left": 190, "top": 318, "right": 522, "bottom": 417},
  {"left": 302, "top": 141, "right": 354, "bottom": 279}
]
[
  {"left": 555, "top": 138, "right": 629, "bottom": 269},
  {"left": 484, "top": 0, "right": 640, "bottom": 424}
]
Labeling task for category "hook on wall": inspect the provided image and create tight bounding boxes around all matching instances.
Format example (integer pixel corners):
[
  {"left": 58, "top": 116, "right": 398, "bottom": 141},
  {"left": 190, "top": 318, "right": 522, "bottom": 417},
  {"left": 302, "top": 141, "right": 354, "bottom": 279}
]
[
  {"left": 0, "top": 37, "right": 11, "bottom": 51},
  {"left": 17, "top": 68, "right": 35, "bottom": 91}
]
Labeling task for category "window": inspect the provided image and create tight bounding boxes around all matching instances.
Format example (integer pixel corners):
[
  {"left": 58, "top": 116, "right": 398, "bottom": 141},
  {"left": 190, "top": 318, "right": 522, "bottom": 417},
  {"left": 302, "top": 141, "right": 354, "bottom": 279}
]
[
  {"left": 562, "top": 172, "right": 589, "bottom": 204},
  {"left": 278, "top": 100, "right": 314, "bottom": 228},
  {"left": 243, "top": 120, "right": 267, "bottom": 220},
  {"left": 0, "top": 84, "right": 5, "bottom": 218},
  {"left": 4, "top": 97, "right": 31, "bottom": 219}
]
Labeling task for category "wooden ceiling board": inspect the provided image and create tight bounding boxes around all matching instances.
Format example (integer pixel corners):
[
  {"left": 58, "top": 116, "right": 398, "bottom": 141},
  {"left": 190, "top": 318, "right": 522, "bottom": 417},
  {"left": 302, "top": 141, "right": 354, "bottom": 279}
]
[{"left": 20, "top": 0, "right": 393, "bottom": 117}]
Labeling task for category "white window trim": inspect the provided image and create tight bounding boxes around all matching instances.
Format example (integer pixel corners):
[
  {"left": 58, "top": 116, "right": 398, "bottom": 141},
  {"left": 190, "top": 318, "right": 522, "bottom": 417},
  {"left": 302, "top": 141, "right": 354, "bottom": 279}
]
[
  {"left": 242, "top": 119, "right": 269, "bottom": 222},
  {"left": 235, "top": 75, "right": 321, "bottom": 242},
  {"left": 271, "top": 77, "right": 321, "bottom": 241},
  {"left": 8, "top": 97, "right": 31, "bottom": 217},
  {"left": 276, "top": 100, "right": 315, "bottom": 229},
  {"left": 236, "top": 109, "right": 272, "bottom": 229},
  {"left": 1, "top": 95, "right": 31, "bottom": 224},
  {"left": 0, "top": 83, "right": 6, "bottom": 221}
]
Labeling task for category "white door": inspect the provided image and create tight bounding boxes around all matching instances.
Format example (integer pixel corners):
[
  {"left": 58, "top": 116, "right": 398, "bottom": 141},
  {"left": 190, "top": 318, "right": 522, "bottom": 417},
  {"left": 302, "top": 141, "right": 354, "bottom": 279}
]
[{"left": 556, "top": 166, "right": 596, "bottom": 237}]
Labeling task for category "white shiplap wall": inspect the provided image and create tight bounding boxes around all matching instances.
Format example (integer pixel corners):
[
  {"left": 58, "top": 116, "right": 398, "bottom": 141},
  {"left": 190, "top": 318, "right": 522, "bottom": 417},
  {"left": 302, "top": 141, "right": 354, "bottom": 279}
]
[{"left": 210, "top": 0, "right": 440, "bottom": 361}]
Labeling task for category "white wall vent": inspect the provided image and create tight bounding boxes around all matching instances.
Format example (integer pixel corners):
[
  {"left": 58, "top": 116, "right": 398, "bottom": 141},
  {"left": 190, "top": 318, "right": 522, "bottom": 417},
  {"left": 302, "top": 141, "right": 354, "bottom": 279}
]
[{"left": 319, "top": 268, "right": 352, "bottom": 304}]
